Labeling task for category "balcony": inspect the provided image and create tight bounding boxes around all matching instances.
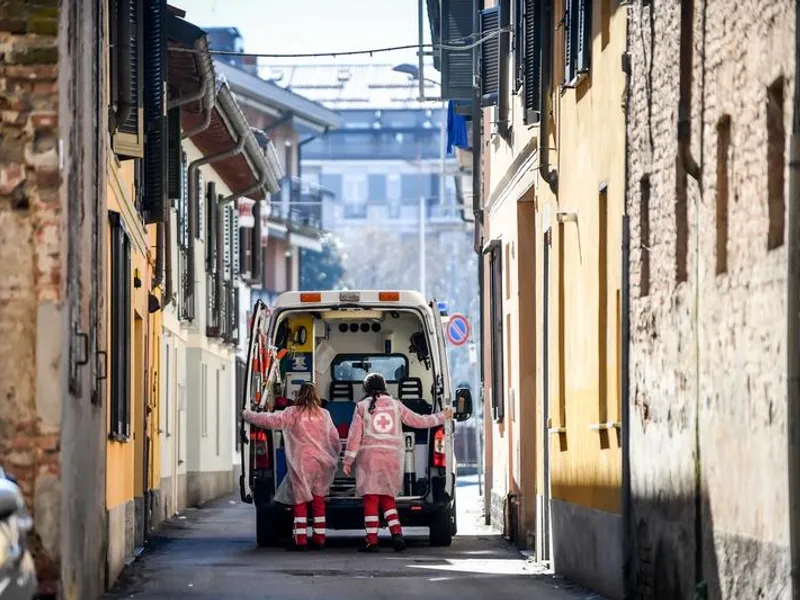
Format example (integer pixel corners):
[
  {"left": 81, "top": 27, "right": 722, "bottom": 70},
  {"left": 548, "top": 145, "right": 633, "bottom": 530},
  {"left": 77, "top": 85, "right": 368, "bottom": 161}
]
[
  {"left": 206, "top": 273, "right": 220, "bottom": 338},
  {"left": 220, "top": 281, "right": 239, "bottom": 346},
  {"left": 270, "top": 176, "right": 332, "bottom": 231},
  {"left": 178, "top": 247, "right": 195, "bottom": 322}
]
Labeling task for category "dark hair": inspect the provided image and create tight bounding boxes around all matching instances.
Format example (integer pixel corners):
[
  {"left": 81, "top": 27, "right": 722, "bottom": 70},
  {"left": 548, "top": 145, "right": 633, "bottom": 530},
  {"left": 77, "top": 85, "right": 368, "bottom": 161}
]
[
  {"left": 363, "top": 372, "right": 387, "bottom": 413},
  {"left": 295, "top": 382, "right": 321, "bottom": 412}
]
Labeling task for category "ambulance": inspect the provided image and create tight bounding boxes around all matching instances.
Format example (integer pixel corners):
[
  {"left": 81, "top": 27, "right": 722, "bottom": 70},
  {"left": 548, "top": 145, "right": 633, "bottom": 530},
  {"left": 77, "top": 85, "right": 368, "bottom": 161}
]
[{"left": 239, "top": 290, "right": 474, "bottom": 547}]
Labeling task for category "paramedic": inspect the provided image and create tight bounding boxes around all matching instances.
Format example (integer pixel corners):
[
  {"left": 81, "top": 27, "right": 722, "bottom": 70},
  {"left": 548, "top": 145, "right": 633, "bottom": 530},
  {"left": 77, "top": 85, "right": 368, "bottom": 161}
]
[
  {"left": 242, "top": 382, "right": 340, "bottom": 551},
  {"left": 343, "top": 372, "right": 453, "bottom": 552}
]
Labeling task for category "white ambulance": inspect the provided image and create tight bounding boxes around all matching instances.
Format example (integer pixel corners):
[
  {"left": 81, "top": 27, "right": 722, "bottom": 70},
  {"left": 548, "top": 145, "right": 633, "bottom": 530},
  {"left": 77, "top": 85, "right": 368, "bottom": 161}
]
[{"left": 238, "top": 290, "right": 474, "bottom": 547}]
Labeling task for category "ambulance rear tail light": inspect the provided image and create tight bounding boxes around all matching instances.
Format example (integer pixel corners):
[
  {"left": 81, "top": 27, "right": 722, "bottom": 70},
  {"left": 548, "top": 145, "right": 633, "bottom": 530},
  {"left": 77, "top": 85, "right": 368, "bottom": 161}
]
[
  {"left": 300, "top": 292, "right": 322, "bottom": 303},
  {"left": 432, "top": 426, "right": 446, "bottom": 468},
  {"left": 378, "top": 291, "right": 400, "bottom": 301},
  {"left": 251, "top": 428, "right": 270, "bottom": 469}
]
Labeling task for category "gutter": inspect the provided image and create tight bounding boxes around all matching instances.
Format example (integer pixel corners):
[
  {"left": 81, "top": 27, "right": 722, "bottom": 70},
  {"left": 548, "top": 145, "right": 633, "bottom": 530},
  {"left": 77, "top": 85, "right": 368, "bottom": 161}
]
[
  {"left": 787, "top": 0, "right": 800, "bottom": 595},
  {"left": 221, "top": 131, "right": 284, "bottom": 205},
  {"left": 538, "top": 0, "right": 558, "bottom": 194}
]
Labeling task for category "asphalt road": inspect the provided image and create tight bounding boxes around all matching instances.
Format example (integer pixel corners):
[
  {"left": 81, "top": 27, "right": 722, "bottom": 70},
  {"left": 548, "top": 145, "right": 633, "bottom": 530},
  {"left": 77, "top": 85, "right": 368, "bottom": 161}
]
[{"left": 104, "top": 476, "right": 603, "bottom": 600}]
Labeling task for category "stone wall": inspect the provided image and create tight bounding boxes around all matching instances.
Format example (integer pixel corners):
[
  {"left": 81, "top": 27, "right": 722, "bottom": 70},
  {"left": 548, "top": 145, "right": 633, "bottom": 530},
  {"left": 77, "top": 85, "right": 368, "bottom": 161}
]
[{"left": 626, "top": 0, "right": 794, "bottom": 597}]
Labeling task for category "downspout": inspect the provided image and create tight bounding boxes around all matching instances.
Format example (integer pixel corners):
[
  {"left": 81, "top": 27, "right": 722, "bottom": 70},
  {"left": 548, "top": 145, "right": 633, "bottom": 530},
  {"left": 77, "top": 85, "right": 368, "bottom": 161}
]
[
  {"left": 181, "top": 43, "right": 216, "bottom": 140},
  {"left": 297, "top": 130, "right": 326, "bottom": 180},
  {"left": 787, "top": 0, "right": 800, "bottom": 596},
  {"left": 538, "top": 0, "right": 558, "bottom": 194}
]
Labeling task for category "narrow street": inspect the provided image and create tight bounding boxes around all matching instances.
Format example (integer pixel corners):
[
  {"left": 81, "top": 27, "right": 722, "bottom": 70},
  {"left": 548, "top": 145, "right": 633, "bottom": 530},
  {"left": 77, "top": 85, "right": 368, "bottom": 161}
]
[{"left": 104, "top": 477, "right": 601, "bottom": 600}]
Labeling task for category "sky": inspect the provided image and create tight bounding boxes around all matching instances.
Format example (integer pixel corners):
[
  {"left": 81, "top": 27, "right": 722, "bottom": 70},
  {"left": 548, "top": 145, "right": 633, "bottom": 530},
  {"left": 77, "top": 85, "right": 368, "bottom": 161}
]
[{"left": 173, "top": 0, "right": 434, "bottom": 68}]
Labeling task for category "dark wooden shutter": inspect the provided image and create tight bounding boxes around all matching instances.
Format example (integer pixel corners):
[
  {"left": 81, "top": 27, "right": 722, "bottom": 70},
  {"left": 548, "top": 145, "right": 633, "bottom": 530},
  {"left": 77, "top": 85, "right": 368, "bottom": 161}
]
[
  {"left": 206, "top": 182, "right": 217, "bottom": 271},
  {"left": 480, "top": 6, "right": 501, "bottom": 106},
  {"left": 576, "top": 0, "right": 591, "bottom": 75},
  {"left": 523, "top": 0, "right": 542, "bottom": 123},
  {"left": 441, "top": 0, "right": 475, "bottom": 100},
  {"left": 112, "top": 0, "right": 144, "bottom": 158},
  {"left": 142, "top": 0, "right": 168, "bottom": 223},
  {"left": 564, "top": 0, "right": 574, "bottom": 83},
  {"left": 167, "top": 107, "right": 182, "bottom": 199},
  {"left": 514, "top": 0, "right": 524, "bottom": 90},
  {"left": 251, "top": 200, "right": 262, "bottom": 285}
]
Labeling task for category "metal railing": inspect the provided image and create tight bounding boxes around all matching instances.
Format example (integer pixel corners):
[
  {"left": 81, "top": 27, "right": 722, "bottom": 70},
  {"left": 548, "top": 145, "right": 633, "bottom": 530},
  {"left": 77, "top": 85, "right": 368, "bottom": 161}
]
[
  {"left": 206, "top": 273, "right": 220, "bottom": 338},
  {"left": 178, "top": 247, "right": 194, "bottom": 322},
  {"left": 270, "top": 176, "right": 333, "bottom": 230}
]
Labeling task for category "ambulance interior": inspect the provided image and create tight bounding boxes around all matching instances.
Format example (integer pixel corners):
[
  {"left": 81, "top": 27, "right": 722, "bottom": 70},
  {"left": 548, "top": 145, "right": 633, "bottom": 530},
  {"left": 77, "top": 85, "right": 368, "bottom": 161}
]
[{"left": 269, "top": 308, "right": 442, "bottom": 499}]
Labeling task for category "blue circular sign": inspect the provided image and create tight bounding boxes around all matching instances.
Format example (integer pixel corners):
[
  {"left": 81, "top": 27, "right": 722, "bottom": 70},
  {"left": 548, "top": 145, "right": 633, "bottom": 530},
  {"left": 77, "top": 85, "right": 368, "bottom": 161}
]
[{"left": 446, "top": 314, "right": 470, "bottom": 346}]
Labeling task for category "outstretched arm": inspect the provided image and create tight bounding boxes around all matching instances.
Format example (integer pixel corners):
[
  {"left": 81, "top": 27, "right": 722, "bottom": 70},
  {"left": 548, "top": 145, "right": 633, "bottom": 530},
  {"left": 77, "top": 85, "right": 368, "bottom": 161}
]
[
  {"left": 242, "top": 407, "right": 295, "bottom": 430},
  {"left": 398, "top": 402, "right": 452, "bottom": 429}
]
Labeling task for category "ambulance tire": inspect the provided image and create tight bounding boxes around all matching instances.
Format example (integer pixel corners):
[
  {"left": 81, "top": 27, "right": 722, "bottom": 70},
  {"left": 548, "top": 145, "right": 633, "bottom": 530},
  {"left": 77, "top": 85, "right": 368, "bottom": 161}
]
[
  {"left": 429, "top": 508, "right": 454, "bottom": 547},
  {"left": 256, "top": 505, "right": 279, "bottom": 547}
]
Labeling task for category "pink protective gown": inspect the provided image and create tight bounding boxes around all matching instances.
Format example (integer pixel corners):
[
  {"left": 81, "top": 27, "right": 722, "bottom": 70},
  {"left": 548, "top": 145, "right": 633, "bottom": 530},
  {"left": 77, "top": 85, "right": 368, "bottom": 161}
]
[
  {"left": 243, "top": 406, "right": 341, "bottom": 505},
  {"left": 343, "top": 394, "right": 446, "bottom": 497}
]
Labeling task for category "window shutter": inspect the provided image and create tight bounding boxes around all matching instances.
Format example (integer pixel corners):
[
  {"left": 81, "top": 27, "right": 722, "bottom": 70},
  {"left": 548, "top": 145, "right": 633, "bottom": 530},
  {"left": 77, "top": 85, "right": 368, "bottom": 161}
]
[
  {"left": 523, "top": 0, "right": 542, "bottom": 123},
  {"left": 441, "top": 0, "right": 475, "bottom": 100},
  {"left": 112, "top": 0, "right": 145, "bottom": 158},
  {"left": 231, "top": 205, "right": 240, "bottom": 278},
  {"left": 575, "top": 0, "right": 591, "bottom": 75},
  {"left": 251, "top": 199, "right": 262, "bottom": 285},
  {"left": 514, "top": 0, "right": 524, "bottom": 90},
  {"left": 480, "top": 7, "right": 501, "bottom": 106},
  {"left": 206, "top": 182, "right": 217, "bottom": 272},
  {"left": 564, "top": 0, "right": 574, "bottom": 83},
  {"left": 179, "top": 152, "right": 188, "bottom": 249},
  {"left": 223, "top": 204, "right": 232, "bottom": 281},
  {"left": 195, "top": 170, "right": 204, "bottom": 240},
  {"left": 141, "top": 0, "right": 167, "bottom": 223},
  {"left": 167, "top": 107, "right": 182, "bottom": 199}
]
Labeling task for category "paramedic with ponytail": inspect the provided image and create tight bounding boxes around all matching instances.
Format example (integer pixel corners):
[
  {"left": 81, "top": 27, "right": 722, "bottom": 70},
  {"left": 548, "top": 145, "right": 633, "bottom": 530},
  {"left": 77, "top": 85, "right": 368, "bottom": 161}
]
[
  {"left": 242, "top": 382, "right": 340, "bottom": 551},
  {"left": 343, "top": 372, "right": 453, "bottom": 552}
]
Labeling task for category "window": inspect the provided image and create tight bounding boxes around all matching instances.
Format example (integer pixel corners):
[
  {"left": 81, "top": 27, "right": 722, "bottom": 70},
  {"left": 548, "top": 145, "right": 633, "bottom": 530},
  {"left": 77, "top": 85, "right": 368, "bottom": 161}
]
[
  {"left": 716, "top": 116, "right": 731, "bottom": 274},
  {"left": 320, "top": 173, "right": 342, "bottom": 200},
  {"left": 332, "top": 354, "right": 409, "bottom": 383},
  {"left": 488, "top": 241, "right": 504, "bottom": 422},
  {"left": 110, "top": 212, "right": 132, "bottom": 440},
  {"left": 598, "top": 187, "right": 609, "bottom": 425},
  {"left": 201, "top": 362, "right": 208, "bottom": 437},
  {"left": 767, "top": 77, "right": 786, "bottom": 250},
  {"left": 639, "top": 176, "right": 651, "bottom": 297},
  {"left": 440, "top": 0, "right": 476, "bottom": 100},
  {"left": 401, "top": 174, "right": 419, "bottom": 204},
  {"left": 109, "top": 0, "right": 144, "bottom": 158},
  {"left": 343, "top": 204, "right": 368, "bottom": 219},
  {"left": 368, "top": 174, "right": 387, "bottom": 204},
  {"left": 343, "top": 174, "right": 367, "bottom": 205},
  {"left": 514, "top": 0, "right": 525, "bottom": 91},
  {"left": 387, "top": 174, "right": 401, "bottom": 201},
  {"left": 205, "top": 182, "right": 217, "bottom": 271},
  {"left": 563, "top": 0, "right": 591, "bottom": 85}
]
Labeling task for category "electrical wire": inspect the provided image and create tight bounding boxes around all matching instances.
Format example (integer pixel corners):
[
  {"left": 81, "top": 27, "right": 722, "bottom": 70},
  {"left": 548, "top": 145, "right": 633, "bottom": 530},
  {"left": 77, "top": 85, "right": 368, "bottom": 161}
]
[{"left": 169, "top": 28, "right": 511, "bottom": 59}]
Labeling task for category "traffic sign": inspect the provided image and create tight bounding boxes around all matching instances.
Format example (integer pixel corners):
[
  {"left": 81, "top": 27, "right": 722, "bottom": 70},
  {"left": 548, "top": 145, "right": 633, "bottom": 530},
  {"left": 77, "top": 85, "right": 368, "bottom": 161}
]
[{"left": 446, "top": 313, "right": 471, "bottom": 346}]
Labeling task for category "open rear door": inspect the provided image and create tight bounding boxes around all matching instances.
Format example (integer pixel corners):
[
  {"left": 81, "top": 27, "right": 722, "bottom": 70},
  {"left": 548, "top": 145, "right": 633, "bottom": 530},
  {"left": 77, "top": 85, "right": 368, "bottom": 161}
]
[
  {"left": 239, "top": 299, "right": 271, "bottom": 504},
  {"left": 430, "top": 299, "right": 455, "bottom": 494}
]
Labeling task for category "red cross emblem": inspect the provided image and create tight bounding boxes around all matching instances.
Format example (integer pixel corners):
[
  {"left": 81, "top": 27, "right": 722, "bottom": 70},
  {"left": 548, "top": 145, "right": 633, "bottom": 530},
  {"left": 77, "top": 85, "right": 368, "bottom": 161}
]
[{"left": 372, "top": 411, "right": 394, "bottom": 434}]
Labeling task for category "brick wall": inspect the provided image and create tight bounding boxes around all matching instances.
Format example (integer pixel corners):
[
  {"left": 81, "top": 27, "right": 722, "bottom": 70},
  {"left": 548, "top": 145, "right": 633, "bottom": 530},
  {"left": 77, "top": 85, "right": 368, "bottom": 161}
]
[{"left": 626, "top": 0, "right": 794, "bottom": 598}]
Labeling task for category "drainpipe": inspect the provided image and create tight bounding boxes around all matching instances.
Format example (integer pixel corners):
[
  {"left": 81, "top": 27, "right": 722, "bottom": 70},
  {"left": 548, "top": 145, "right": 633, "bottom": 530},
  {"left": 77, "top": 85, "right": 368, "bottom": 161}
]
[
  {"left": 168, "top": 35, "right": 213, "bottom": 111},
  {"left": 297, "top": 130, "right": 326, "bottom": 180},
  {"left": 787, "top": 1, "right": 800, "bottom": 596},
  {"left": 538, "top": 0, "right": 558, "bottom": 194},
  {"left": 181, "top": 47, "right": 216, "bottom": 140}
]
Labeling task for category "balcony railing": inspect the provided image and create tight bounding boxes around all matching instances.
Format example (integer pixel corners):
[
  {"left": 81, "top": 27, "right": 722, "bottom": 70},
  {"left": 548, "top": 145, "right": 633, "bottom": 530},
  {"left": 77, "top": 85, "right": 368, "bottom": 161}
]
[
  {"left": 178, "top": 247, "right": 194, "bottom": 322},
  {"left": 270, "top": 176, "right": 332, "bottom": 230},
  {"left": 220, "top": 282, "right": 239, "bottom": 346}
]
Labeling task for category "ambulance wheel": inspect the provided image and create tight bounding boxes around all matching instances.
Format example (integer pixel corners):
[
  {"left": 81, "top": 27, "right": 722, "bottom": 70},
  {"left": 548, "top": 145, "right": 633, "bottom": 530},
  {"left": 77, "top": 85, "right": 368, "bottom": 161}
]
[
  {"left": 429, "top": 508, "right": 453, "bottom": 547},
  {"left": 256, "top": 505, "right": 279, "bottom": 547}
]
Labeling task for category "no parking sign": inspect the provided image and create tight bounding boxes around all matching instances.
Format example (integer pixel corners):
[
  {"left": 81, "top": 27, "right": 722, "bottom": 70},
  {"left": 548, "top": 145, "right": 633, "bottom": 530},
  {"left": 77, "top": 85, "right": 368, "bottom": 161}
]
[{"left": 446, "top": 314, "right": 471, "bottom": 347}]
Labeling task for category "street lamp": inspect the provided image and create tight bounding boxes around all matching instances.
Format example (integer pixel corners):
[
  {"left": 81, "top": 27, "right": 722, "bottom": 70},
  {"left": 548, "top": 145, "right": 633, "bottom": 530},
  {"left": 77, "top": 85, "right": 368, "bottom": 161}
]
[{"left": 392, "top": 63, "right": 448, "bottom": 298}]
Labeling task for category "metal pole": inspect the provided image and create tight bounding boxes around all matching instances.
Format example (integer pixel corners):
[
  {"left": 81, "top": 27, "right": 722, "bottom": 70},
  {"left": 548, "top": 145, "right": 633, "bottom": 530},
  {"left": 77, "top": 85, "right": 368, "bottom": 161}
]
[
  {"left": 470, "top": 341, "right": 482, "bottom": 495},
  {"left": 440, "top": 100, "right": 447, "bottom": 211},
  {"left": 420, "top": 192, "right": 426, "bottom": 295},
  {"left": 417, "top": 0, "right": 425, "bottom": 101}
]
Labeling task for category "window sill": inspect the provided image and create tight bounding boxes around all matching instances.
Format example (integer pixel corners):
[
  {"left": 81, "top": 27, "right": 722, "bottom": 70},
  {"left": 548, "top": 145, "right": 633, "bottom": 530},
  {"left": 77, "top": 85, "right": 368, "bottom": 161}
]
[
  {"left": 589, "top": 421, "right": 621, "bottom": 431},
  {"left": 108, "top": 432, "right": 130, "bottom": 443},
  {"left": 560, "top": 71, "right": 590, "bottom": 93},
  {"left": 548, "top": 427, "right": 566, "bottom": 435}
]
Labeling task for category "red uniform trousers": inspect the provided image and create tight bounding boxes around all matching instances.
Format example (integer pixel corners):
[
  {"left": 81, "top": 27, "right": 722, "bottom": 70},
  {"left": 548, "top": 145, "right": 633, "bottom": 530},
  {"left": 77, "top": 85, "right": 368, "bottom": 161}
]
[
  {"left": 292, "top": 495, "right": 326, "bottom": 546},
  {"left": 363, "top": 494, "right": 402, "bottom": 545}
]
